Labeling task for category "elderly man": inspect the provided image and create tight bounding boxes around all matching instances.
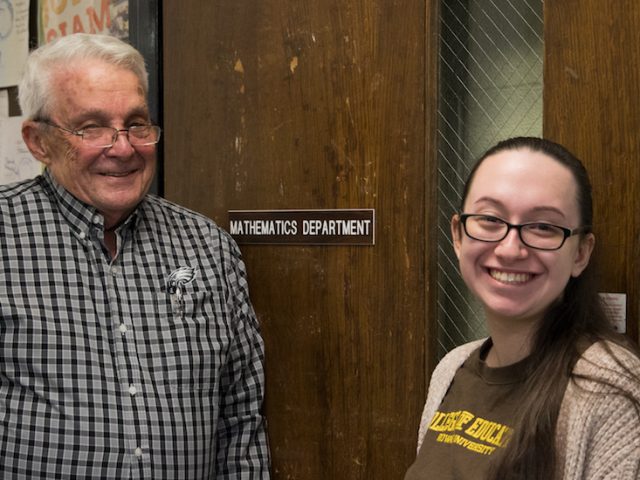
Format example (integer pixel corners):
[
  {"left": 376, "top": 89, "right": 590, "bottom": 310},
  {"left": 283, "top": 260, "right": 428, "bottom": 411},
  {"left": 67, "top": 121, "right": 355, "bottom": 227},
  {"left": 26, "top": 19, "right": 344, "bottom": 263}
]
[{"left": 1, "top": 33, "right": 270, "bottom": 478}]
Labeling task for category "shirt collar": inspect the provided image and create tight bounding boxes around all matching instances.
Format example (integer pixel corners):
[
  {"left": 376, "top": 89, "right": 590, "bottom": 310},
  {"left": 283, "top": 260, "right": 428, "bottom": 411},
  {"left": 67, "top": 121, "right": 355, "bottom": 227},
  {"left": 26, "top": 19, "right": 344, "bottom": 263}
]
[
  {"left": 471, "top": 338, "right": 534, "bottom": 384},
  {"left": 42, "top": 168, "right": 141, "bottom": 239}
]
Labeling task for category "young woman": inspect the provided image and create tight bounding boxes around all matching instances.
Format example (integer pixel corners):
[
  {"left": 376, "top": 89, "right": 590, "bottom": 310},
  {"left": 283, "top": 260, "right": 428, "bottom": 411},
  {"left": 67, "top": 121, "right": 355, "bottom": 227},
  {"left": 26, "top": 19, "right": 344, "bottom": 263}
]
[{"left": 405, "top": 137, "right": 640, "bottom": 480}]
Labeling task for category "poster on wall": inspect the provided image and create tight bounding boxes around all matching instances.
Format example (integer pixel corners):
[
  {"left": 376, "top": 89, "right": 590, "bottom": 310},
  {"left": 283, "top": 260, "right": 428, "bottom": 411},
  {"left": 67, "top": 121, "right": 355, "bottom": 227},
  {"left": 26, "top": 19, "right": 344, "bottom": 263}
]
[
  {"left": 38, "top": 0, "right": 129, "bottom": 44},
  {"left": 0, "top": 0, "right": 29, "bottom": 88}
]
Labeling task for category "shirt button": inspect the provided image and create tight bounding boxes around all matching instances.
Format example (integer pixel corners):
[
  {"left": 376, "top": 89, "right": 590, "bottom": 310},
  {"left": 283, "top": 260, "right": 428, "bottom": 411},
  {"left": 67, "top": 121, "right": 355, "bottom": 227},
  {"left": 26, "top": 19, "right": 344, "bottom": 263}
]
[
  {"left": 78, "top": 231, "right": 86, "bottom": 239},
  {"left": 134, "top": 447, "right": 143, "bottom": 458},
  {"left": 119, "top": 324, "right": 128, "bottom": 334},
  {"left": 110, "top": 266, "right": 119, "bottom": 276},
  {"left": 128, "top": 385, "right": 137, "bottom": 396}
]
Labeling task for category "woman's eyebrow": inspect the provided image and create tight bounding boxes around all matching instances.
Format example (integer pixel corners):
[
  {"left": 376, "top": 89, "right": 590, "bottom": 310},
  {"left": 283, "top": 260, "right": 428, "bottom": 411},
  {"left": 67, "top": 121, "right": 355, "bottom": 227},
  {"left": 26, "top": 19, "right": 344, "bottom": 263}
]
[
  {"left": 471, "top": 197, "right": 567, "bottom": 218},
  {"left": 529, "top": 206, "right": 567, "bottom": 218}
]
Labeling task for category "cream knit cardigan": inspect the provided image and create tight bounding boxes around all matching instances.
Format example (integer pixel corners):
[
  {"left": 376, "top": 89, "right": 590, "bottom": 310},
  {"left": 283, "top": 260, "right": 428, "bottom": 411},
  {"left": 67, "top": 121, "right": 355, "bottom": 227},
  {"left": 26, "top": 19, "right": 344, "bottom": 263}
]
[{"left": 415, "top": 339, "right": 640, "bottom": 479}]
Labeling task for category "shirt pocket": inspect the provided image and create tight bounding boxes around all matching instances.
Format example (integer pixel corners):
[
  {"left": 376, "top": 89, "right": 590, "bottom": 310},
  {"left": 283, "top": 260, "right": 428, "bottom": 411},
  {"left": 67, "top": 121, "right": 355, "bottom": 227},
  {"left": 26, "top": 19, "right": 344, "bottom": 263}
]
[{"left": 140, "top": 290, "right": 229, "bottom": 393}]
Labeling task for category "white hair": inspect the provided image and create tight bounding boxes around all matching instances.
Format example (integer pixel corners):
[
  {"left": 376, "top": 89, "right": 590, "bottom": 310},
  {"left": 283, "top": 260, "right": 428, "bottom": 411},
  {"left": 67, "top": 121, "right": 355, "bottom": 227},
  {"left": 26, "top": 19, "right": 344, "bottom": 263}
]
[{"left": 18, "top": 33, "right": 148, "bottom": 119}]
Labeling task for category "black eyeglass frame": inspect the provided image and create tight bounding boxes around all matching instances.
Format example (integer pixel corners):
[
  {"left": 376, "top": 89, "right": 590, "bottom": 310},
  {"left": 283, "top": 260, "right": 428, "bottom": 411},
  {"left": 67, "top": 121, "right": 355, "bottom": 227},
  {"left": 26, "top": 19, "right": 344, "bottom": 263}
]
[
  {"left": 458, "top": 213, "right": 590, "bottom": 251},
  {"left": 38, "top": 120, "right": 162, "bottom": 148}
]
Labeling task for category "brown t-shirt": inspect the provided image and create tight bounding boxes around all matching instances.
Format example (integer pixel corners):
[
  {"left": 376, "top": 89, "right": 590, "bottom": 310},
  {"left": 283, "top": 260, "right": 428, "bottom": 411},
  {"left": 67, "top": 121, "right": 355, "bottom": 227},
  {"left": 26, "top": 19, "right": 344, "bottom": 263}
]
[{"left": 404, "top": 340, "right": 533, "bottom": 480}]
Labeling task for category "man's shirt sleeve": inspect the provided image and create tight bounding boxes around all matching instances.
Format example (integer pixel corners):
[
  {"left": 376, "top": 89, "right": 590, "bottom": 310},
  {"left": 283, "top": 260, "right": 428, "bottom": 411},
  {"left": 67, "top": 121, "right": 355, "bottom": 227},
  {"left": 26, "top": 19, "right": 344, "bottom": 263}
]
[{"left": 215, "top": 234, "right": 271, "bottom": 478}]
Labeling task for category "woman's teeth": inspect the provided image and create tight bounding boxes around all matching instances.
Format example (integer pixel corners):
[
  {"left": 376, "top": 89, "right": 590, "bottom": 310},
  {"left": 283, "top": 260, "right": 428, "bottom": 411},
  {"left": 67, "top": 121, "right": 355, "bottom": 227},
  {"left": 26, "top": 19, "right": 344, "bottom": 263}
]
[{"left": 489, "top": 270, "right": 532, "bottom": 284}]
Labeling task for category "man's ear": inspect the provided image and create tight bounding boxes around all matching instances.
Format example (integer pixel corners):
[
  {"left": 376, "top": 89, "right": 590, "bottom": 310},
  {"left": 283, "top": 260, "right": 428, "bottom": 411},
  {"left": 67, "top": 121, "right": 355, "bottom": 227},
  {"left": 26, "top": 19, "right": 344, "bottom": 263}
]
[
  {"left": 571, "top": 232, "right": 595, "bottom": 277},
  {"left": 451, "top": 213, "right": 463, "bottom": 259},
  {"left": 22, "top": 121, "right": 53, "bottom": 166}
]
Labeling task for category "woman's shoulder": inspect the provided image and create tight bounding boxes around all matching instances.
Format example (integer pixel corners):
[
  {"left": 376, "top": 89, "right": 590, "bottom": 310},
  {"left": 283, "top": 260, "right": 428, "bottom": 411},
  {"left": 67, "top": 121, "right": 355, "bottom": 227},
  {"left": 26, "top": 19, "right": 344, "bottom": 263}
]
[
  {"left": 558, "top": 340, "right": 640, "bottom": 478},
  {"left": 574, "top": 340, "right": 640, "bottom": 391},
  {"left": 424, "top": 340, "right": 486, "bottom": 410},
  {"left": 563, "top": 339, "right": 640, "bottom": 416},
  {"left": 415, "top": 339, "right": 487, "bottom": 451},
  {"left": 434, "top": 338, "right": 487, "bottom": 374}
]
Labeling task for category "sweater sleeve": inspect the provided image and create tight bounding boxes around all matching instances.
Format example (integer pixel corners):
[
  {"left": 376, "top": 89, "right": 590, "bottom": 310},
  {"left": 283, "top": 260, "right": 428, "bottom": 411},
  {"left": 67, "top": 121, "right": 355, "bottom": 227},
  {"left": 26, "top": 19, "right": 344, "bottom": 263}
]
[{"left": 557, "top": 342, "right": 640, "bottom": 480}]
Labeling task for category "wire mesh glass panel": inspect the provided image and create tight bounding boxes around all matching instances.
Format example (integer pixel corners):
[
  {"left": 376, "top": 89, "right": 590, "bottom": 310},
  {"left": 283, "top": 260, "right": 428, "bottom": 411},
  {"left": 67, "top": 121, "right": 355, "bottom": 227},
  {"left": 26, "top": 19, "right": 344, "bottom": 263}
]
[{"left": 437, "top": 0, "right": 543, "bottom": 358}]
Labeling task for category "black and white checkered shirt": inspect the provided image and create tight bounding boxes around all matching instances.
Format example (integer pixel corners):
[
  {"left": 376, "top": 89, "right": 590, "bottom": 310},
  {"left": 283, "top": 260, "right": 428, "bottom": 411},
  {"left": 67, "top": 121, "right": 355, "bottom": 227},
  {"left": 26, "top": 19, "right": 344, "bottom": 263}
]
[{"left": 0, "top": 170, "right": 270, "bottom": 479}]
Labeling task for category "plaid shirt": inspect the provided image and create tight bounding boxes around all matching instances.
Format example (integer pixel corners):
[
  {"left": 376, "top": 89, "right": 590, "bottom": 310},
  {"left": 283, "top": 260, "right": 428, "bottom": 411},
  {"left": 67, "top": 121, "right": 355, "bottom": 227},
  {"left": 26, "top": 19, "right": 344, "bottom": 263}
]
[{"left": 0, "top": 170, "right": 270, "bottom": 479}]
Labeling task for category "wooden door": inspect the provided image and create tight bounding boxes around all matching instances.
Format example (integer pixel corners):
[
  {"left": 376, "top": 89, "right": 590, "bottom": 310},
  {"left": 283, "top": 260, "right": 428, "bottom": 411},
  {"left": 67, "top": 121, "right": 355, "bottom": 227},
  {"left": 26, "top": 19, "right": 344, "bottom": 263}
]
[
  {"left": 163, "top": 1, "right": 439, "bottom": 478},
  {"left": 544, "top": 0, "right": 640, "bottom": 342}
]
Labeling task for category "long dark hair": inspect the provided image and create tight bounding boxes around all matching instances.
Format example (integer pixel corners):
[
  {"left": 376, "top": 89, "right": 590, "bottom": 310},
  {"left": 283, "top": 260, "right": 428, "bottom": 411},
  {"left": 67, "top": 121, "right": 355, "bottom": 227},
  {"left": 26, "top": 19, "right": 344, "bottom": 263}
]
[{"left": 459, "top": 137, "right": 639, "bottom": 480}]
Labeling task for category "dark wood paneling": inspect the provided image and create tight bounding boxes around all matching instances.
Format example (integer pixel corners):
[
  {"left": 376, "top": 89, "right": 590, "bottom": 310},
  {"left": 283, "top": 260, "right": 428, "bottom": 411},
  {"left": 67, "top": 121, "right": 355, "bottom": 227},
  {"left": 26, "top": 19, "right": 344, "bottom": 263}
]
[
  {"left": 163, "top": 1, "right": 438, "bottom": 478},
  {"left": 544, "top": 0, "right": 639, "bottom": 342}
]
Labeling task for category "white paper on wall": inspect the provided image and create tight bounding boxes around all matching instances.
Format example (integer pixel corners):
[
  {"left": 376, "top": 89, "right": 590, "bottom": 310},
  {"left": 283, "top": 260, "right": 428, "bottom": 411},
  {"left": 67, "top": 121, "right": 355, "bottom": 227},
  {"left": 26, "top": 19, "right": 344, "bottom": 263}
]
[
  {"left": 599, "top": 292, "right": 627, "bottom": 334},
  {"left": 0, "top": 0, "right": 30, "bottom": 88},
  {"left": 0, "top": 90, "right": 41, "bottom": 185}
]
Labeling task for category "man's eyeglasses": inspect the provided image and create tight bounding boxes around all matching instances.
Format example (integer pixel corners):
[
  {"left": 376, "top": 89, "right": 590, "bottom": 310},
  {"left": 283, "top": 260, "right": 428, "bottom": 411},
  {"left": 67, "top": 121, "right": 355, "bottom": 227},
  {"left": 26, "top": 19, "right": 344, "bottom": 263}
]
[
  {"left": 458, "top": 213, "right": 589, "bottom": 251},
  {"left": 40, "top": 121, "right": 162, "bottom": 148}
]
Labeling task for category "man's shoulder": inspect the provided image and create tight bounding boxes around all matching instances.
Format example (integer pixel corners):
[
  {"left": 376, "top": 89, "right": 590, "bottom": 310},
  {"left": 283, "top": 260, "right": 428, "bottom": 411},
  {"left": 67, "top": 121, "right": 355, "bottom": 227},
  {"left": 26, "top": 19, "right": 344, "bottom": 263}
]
[
  {"left": 0, "top": 177, "right": 50, "bottom": 221},
  {"left": 139, "top": 194, "right": 235, "bottom": 244},
  {"left": 142, "top": 194, "right": 211, "bottom": 222},
  {"left": 0, "top": 176, "right": 44, "bottom": 202}
]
